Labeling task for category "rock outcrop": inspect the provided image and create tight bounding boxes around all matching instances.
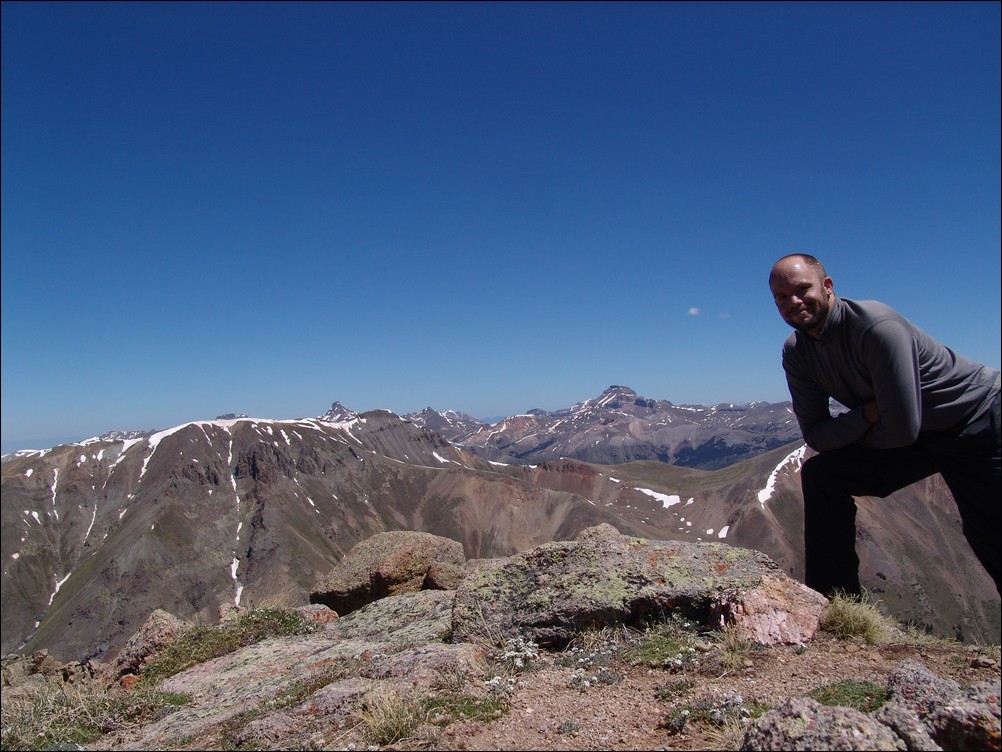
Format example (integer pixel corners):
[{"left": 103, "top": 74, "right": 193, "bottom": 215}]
[
  {"left": 309, "top": 529, "right": 467, "bottom": 615},
  {"left": 452, "top": 523, "right": 828, "bottom": 648}
]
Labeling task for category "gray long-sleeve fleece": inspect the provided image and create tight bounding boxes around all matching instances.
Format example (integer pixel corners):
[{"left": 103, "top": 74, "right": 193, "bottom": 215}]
[{"left": 781, "top": 295, "right": 1001, "bottom": 452}]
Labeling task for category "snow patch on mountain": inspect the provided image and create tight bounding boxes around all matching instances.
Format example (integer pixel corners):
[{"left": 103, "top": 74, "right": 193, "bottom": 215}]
[
  {"left": 757, "top": 444, "right": 808, "bottom": 506},
  {"left": 634, "top": 487, "right": 687, "bottom": 508}
]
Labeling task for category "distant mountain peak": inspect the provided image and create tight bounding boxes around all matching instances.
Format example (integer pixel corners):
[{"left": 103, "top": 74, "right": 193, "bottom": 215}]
[
  {"left": 402, "top": 407, "right": 486, "bottom": 436},
  {"left": 318, "top": 401, "right": 357, "bottom": 424}
]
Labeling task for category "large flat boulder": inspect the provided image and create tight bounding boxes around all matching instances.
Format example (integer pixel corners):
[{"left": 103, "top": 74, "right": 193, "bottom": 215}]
[{"left": 451, "top": 523, "right": 826, "bottom": 647}]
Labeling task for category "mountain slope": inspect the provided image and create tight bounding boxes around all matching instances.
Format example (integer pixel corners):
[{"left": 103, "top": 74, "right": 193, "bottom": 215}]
[
  {"left": 1, "top": 412, "right": 649, "bottom": 661},
  {"left": 2, "top": 395, "right": 999, "bottom": 664}
]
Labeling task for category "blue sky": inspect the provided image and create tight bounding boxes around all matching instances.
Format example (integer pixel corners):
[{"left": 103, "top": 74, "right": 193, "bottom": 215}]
[{"left": 2, "top": 1, "right": 1000, "bottom": 454}]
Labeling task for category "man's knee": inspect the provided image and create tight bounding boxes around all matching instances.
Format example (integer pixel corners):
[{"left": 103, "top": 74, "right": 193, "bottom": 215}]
[{"left": 801, "top": 452, "right": 839, "bottom": 487}]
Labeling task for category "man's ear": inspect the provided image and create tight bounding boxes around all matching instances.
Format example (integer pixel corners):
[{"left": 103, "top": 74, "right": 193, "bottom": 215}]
[{"left": 823, "top": 277, "right": 834, "bottom": 294}]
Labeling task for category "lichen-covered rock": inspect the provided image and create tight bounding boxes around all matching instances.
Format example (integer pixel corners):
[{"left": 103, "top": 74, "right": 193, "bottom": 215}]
[
  {"left": 309, "top": 530, "right": 466, "bottom": 616},
  {"left": 295, "top": 603, "right": 339, "bottom": 626},
  {"left": 325, "top": 590, "right": 455, "bottom": 644},
  {"left": 451, "top": 523, "right": 825, "bottom": 648},
  {"left": 740, "top": 697, "right": 906, "bottom": 750},
  {"left": 926, "top": 680, "right": 1001, "bottom": 752},
  {"left": 886, "top": 659, "right": 963, "bottom": 718},
  {"left": 742, "top": 659, "right": 1001, "bottom": 752}
]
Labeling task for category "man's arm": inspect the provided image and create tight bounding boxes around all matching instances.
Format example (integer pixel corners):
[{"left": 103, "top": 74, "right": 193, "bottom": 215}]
[
  {"left": 853, "top": 319, "right": 923, "bottom": 448},
  {"left": 785, "top": 365, "right": 873, "bottom": 451}
]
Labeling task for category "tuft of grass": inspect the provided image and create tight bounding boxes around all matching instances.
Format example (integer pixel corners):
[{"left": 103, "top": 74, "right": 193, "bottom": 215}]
[
  {"left": 1, "top": 682, "right": 189, "bottom": 751},
  {"left": 359, "top": 687, "right": 424, "bottom": 745},
  {"left": 807, "top": 679, "right": 888, "bottom": 713},
  {"left": 422, "top": 693, "right": 508, "bottom": 726},
  {"left": 711, "top": 625, "right": 758, "bottom": 673},
  {"left": 819, "top": 590, "right": 896, "bottom": 644},
  {"left": 566, "top": 624, "right": 634, "bottom": 655},
  {"left": 702, "top": 717, "right": 753, "bottom": 751},
  {"left": 138, "top": 607, "right": 316, "bottom": 686}
]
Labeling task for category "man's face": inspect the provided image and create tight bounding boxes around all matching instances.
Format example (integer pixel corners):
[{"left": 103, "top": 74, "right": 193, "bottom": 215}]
[{"left": 769, "top": 258, "right": 833, "bottom": 336}]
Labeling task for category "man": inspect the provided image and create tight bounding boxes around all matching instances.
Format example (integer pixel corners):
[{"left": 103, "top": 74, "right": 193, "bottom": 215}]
[{"left": 768, "top": 253, "right": 1001, "bottom": 598}]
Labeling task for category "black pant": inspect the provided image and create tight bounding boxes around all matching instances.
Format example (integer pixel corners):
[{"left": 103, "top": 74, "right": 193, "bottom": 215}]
[{"left": 800, "top": 393, "right": 1001, "bottom": 598}]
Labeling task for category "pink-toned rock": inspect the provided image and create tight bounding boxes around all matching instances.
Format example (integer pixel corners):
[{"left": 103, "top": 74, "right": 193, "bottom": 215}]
[
  {"left": 310, "top": 531, "right": 466, "bottom": 616},
  {"left": 111, "top": 609, "right": 188, "bottom": 679},
  {"left": 711, "top": 574, "right": 829, "bottom": 645},
  {"left": 295, "top": 604, "right": 340, "bottom": 625}
]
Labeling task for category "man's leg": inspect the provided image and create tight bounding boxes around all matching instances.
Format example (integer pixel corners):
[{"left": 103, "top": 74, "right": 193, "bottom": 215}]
[
  {"left": 800, "top": 444, "right": 935, "bottom": 597},
  {"left": 929, "top": 395, "right": 1002, "bottom": 594}
]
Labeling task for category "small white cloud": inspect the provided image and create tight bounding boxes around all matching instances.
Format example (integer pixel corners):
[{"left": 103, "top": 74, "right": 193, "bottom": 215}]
[
  {"left": 688, "top": 307, "right": 701, "bottom": 316},
  {"left": 718, "top": 312, "right": 732, "bottom": 319}
]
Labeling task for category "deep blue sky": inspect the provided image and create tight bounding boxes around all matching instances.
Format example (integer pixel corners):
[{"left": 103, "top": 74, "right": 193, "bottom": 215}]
[{"left": 2, "top": 1, "right": 1000, "bottom": 454}]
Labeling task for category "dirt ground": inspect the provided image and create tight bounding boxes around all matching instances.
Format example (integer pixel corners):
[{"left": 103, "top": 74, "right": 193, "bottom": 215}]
[{"left": 389, "top": 631, "right": 1000, "bottom": 752}]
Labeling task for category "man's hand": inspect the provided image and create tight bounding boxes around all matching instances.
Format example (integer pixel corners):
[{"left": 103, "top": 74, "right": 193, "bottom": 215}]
[{"left": 862, "top": 401, "right": 880, "bottom": 425}]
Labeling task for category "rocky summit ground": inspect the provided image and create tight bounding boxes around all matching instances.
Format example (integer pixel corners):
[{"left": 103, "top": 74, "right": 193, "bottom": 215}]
[
  {"left": 361, "top": 633, "right": 1001, "bottom": 752},
  {"left": 435, "top": 634, "right": 999, "bottom": 751},
  {"left": 74, "top": 630, "right": 1002, "bottom": 750},
  {"left": 3, "top": 610, "right": 1000, "bottom": 751},
  {"left": 4, "top": 524, "right": 1000, "bottom": 751}
]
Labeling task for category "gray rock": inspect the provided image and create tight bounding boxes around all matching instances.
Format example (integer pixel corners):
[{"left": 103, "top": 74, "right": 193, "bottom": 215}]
[
  {"left": 451, "top": 523, "right": 826, "bottom": 648},
  {"left": 741, "top": 697, "right": 906, "bottom": 751},
  {"left": 887, "top": 659, "right": 963, "bottom": 718},
  {"left": 872, "top": 704, "right": 942, "bottom": 751}
]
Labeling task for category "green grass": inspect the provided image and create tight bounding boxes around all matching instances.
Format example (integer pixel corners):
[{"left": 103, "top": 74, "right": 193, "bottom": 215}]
[
  {"left": 138, "top": 608, "right": 317, "bottom": 686},
  {"left": 619, "top": 616, "right": 702, "bottom": 672},
  {"left": 422, "top": 693, "right": 509, "bottom": 725},
  {"left": 807, "top": 680, "right": 888, "bottom": 713}
]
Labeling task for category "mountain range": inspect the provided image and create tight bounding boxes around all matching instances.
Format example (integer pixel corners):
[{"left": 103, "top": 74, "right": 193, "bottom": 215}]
[
  {"left": 2, "top": 385, "right": 998, "bottom": 664},
  {"left": 402, "top": 385, "right": 801, "bottom": 469}
]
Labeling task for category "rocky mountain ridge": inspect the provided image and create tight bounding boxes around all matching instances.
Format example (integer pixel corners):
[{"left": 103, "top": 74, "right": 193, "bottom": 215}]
[{"left": 403, "top": 384, "right": 802, "bottom": 469}]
